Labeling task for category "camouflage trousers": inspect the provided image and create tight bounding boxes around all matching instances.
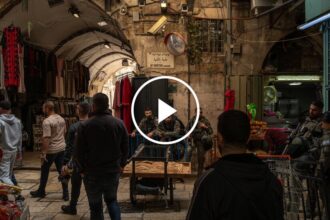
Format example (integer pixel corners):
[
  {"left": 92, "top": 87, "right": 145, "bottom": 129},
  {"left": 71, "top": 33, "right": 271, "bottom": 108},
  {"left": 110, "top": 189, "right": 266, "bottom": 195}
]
[{"left": 194, "top": 140, "right": 205, "bottom": 177}]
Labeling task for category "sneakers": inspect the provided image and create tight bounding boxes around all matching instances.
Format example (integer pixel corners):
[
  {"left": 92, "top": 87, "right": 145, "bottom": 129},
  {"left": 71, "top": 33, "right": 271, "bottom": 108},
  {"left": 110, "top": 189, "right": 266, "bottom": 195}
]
[
  {"left": 61, "top": 205, "right": 77, "bottom": 215},
  {"left": 30, "top": 190, "right": 46, "bottom": 198}
]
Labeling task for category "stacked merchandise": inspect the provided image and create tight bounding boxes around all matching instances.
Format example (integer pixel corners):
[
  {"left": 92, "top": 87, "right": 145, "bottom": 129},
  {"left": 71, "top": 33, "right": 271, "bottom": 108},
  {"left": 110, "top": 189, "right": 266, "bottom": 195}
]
[
  {"left": 250, "top": 121, "right": 268, "bottom": 140},
  {"left": 53, "top": 100, "right": 78, "bottom": 129},
  {"left": 53, "top": 100, "right": 77, "bottom": 116},
  {"left": 32, "top": 115, "right": 44, "bottom": 151},
  {"left": 0, "top": 183, "right": 29, "bottom": 220}
]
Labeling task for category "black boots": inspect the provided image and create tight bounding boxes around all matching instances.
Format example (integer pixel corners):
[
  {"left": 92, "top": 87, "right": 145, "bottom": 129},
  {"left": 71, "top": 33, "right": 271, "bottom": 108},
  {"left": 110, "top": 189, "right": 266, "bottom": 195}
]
[
  {"left": 30, "top": 190, "right": 46, "bottom": 198},
  {"left": 61, "top": 205, "right": 77, "bottom": 215}
]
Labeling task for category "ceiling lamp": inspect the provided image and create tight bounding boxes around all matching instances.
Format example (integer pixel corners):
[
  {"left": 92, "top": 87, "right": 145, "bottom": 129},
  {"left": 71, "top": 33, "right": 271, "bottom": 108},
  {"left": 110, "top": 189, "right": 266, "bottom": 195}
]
[
  {"left": 289, "top": 82, "right": 302, "bottom": 86},
  {"left": 160, "top": 0, "right": 167, "bottom": 13},
  {"left": 122, "top": 58, "right": 129, "bottom": 66},
  {"left": 276, "top": 75, "right": 321, "bottom": 81},
  {"left": 97, "top": 21, "right": 108, "bottom": 27},
  {"left": 104, "top": 42, "right": 111, "bottom": 49},
  {"left": 68, "top": 5, "right": 80, "bottom": 18}
]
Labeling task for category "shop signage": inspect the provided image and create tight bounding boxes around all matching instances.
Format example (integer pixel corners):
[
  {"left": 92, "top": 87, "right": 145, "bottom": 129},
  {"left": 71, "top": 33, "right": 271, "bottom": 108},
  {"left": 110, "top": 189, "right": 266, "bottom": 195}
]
[{"left": 147, "top": 52, "right": 174, "bottom": 68}]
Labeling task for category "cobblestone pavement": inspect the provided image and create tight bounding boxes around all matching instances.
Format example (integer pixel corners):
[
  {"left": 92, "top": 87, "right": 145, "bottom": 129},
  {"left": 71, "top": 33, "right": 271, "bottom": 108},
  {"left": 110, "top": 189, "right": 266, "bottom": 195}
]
[{"left": 15, "top": 170, "right": 195, "bottom": 220}]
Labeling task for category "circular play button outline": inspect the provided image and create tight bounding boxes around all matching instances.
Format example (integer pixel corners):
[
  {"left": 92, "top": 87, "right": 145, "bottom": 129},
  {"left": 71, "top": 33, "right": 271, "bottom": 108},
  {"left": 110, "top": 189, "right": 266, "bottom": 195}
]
[{"left": 131, "top": 76, "right": 200, "bottom": 145}]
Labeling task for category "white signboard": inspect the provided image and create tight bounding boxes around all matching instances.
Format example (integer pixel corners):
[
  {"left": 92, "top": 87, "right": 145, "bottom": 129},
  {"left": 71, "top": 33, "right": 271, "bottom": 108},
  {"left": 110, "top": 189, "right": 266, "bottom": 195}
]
[{"left": 147, "top": 52, "right": 174, "bottom": 69}]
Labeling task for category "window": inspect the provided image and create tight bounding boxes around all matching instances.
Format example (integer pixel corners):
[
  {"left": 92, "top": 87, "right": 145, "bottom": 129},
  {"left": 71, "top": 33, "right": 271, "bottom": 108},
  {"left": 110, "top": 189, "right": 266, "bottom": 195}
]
[{"left": 195, "top": 19, "right": 224, "bottom": 53}]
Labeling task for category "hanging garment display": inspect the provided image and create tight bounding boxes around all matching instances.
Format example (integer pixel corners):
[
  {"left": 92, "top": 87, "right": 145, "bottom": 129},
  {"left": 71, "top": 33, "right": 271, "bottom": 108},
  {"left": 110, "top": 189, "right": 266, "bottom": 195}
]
[
  {"left": 74, "top": 63, "right": 90, "bottom": 94},
  {"left": 46, "top": 53, "right": 57, "bottom": 94},
  {"left": 1, "top": 25, "right": 23, "bottom": 89},
  {"left": 18, "top": 47, "right": 25, "bottom": 93},
  {"left": 224, "top": 89, "right": 235, "bottom": 111},
  {"left": 24, "top": 45, "right": 46, "bottom": 93},
  {"left": 56, "top": 58, "right": 65, "bottom": 97},
  {"left": 113, "top": 80, "right": 121, "bottom": 118},
  {"left": 0, "top": 47, "right": 4, "bottom": 89},
  {"left": 122, "top": 76, "right": 132, "bottom": 133}
]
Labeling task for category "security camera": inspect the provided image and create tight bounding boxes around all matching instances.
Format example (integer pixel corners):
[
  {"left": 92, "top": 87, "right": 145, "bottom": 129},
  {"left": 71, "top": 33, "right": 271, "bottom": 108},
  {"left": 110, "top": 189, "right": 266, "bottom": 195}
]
[{"left": 147, "top": 16, "right": 167, "bottom": 34}]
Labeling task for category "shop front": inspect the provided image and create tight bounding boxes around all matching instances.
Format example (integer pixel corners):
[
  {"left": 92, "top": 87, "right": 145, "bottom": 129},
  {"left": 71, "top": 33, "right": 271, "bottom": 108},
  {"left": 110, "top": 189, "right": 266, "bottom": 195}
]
[{"left": 0, "top": 0, "right": 135, "bottom": 152}]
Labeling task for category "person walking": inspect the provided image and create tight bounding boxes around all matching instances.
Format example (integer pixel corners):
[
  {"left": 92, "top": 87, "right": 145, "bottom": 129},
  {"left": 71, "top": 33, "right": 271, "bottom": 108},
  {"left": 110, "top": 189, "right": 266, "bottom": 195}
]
[
  {"left": 187, "top": 110, "right": 284, "bottom": 220},
  {"left": 30, "top": 101, "right": 69, "bottom": 201},
  {"left": 0, "top": 100, "right": 22, "bottom": 185},
  {"left": 75, "top": 93, "right": 128, "bottom": 220},
  {"left": 61, "top": 102, "right": 90, "bottom": 215}
]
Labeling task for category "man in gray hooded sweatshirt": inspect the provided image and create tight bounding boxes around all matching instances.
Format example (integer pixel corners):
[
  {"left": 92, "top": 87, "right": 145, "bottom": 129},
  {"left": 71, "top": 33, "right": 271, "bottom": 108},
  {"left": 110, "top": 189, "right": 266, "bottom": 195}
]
[{"left": 0, "top": 101, "right": 22, "bottom": 185}]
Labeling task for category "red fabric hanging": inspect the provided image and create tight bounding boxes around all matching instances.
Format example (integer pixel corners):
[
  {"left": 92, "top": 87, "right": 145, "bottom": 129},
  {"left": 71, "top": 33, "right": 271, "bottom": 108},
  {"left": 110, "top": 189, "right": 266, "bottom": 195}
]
[
  {"left": 225, "top": 89, "right": 235, "bottom": 111},
  {"left": 122, "top": 77, "right": 132, "bottom": 133},
  {"left": 112, "top": 80, "right": 121, "bottom": 118},
  {"left": 1, "top": 26, "right": 23, "bottom": 89}
]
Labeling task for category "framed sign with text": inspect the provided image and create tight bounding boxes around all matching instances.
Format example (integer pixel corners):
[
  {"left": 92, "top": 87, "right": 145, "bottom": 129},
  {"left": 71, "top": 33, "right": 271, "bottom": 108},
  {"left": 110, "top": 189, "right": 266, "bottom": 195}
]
[{"left": 146, "top": 52, "right": 174, "bottom": 69}]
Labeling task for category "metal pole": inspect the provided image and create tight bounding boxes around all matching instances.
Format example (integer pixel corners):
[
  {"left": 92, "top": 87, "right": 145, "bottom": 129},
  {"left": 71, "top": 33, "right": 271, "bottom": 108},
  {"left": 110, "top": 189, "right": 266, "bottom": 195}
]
[
  {"left": 225, "top": 0, "right": 232, "bottom": 105},
  {"left": 187, "top": 18, "right": 191, "bottom": 120},
  {"left": 323, "top": 21, "right": 330, "bottom": 111}
]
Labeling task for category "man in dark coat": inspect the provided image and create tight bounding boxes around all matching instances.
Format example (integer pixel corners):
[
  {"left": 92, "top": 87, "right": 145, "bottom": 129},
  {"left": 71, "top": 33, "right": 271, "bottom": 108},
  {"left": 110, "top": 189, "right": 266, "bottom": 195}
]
[
  {"left": 186, "top": 110, "right": 284, "bottom": 220},
  {"left": 61, "top": 102, "right": 90, "bottom": 215},
  {"left": 75, "top": 93, "right": 128, "bottom": 220}
]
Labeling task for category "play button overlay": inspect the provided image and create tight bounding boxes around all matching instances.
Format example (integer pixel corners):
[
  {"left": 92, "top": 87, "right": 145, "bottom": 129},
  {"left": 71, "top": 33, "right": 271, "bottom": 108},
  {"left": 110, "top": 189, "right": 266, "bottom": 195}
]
[
  {"left": 158, "top": 99, "right": 177, "bottom": 123},
  {"left": 131, "top": 76, "right": 200, "bottom": 145}
]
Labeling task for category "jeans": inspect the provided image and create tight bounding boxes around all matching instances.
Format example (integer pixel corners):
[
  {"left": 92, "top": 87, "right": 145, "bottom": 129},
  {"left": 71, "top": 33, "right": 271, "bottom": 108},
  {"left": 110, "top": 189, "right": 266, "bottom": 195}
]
[
  {"left": 83, "top": 173, "right": 121, "bottom": 220},
  {"left": 38, "top": 151, "right": 68, "bottom": 195},
  {"left": 321, "top": 179, "right": 330, "bottom": 219},
  {"left": 11, "top": 173, "right": 17, "bottom": 186},
  {"left": 70, "top": 168, "right": 82, "bottom": 207},
  {"left": 0, "top": 151, "right": 16, "bottom": 185}
]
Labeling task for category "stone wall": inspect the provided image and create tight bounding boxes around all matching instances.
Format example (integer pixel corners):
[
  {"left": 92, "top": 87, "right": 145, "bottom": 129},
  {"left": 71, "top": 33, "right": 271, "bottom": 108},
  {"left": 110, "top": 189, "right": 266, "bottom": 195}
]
[{"left": 91, "top": 0, "right": 314, "bottom": 128}]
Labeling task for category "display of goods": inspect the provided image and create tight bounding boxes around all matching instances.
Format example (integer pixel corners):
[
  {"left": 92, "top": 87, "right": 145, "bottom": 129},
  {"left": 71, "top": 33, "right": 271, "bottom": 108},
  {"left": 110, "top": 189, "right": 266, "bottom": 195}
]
[
  {"left": 0, "top": 184, "right": 24, "bottom": 219},
  {"left": 0, "top": 200, "right": 22, "bottom": 220},
  {"left": 124, "top": 161, "right": 191, "bottom": 176},
  {"left": 250, "top": 121, "right": 267, "bottom": 140},
  {"left": 0, "top": 184, "right": 21, "bottom": 196}
]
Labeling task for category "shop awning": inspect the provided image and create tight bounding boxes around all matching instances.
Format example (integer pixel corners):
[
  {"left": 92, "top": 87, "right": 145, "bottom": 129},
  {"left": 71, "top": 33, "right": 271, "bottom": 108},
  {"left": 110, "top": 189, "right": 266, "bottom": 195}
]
[{"left": 0, "top": 0, "right": 136, "bottom": 83}]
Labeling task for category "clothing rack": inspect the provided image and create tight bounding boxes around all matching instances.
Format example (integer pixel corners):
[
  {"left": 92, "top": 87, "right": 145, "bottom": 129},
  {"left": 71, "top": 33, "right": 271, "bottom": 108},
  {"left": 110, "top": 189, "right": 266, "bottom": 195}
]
[
  {"left": 23, "top": 41, "right": 50, "bottom": 53},
  {"left": 116, "top": 72, "right": 135, "bottom": 81}
]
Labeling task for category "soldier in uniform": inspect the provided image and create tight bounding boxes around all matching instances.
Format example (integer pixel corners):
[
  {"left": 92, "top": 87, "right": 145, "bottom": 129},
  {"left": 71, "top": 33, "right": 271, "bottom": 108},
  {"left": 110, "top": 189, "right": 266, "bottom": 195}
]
[
  {"left": 156, "top": 115, "right": 185, "bottom": 160},
  {"left": 156, "top": 115, "right": 182, "bottom": 141},
  {"left": 187, "top": 108, "right": 213, "bottom": 176},
  {"left": 287, "top": 101, "right": 323, "bottom": 217},
  {"left": 319, "top": 111, "right": 330, "bottom": 218},
  {"left": 286, "top": 101, "right": 324, "bottom": 160},
  {"left": 131, "top": 107, "right": 158, "bottom": 139}
]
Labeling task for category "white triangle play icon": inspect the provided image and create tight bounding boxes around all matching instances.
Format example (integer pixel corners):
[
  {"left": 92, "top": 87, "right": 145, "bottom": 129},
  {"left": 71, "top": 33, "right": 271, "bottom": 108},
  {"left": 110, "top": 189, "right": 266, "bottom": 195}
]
[{"left": 158, "top": 99, "right": 177, "bottom": 124}]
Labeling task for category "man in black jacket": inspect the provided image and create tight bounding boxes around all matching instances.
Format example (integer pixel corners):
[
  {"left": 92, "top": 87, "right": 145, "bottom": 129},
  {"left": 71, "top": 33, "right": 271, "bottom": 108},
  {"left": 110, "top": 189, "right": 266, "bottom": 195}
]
[
  {"left": 61, "top": 102, "right": 90, "bottom": 215},
  {"left": 186, "top": 110, "right": 284, "bottom": 220},
  {"left": 75, "top": 93, "right": 129, "bottom": 220}
]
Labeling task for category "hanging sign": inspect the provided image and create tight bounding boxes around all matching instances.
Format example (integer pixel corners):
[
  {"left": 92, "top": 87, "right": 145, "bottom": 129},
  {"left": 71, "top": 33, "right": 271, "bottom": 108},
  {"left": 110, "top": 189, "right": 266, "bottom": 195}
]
[{"left": 146, "top": 52, "right": 174, "bottom": 68}]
